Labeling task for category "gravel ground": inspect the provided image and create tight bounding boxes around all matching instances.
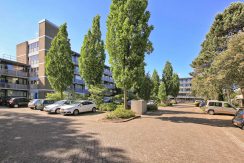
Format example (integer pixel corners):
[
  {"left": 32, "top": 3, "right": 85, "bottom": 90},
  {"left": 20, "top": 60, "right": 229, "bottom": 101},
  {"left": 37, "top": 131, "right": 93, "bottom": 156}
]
[{"left": 0, "top": 104, "right": 243, "bottom": 163}]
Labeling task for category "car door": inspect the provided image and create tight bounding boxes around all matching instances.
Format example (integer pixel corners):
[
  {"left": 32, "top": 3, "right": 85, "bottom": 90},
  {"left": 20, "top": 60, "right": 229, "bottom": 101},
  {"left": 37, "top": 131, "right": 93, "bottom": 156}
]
[
  {"left": 223, "top": 103, "right": 236, "bottom": 115},
  {"left": 87, "top": 101, "right": 93, "bottom": 111},
  {"left": 80, "top": 102, "right": 88, "bottom": 112},
  {"left": 214, "top": 102, "right": 224, "bottom": 114}
]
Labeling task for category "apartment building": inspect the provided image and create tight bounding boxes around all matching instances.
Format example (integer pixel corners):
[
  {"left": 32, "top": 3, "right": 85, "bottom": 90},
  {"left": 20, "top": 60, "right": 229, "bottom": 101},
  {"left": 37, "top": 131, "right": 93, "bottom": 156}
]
[
  {"left": 16, "top": 19, "right": 115, "bottom": 99},
  {"left": 176, "top": 77, "right": 198, "bottom": 102},
  {"left": 0, "top": 58, "right": 29, "bottom": 98}
]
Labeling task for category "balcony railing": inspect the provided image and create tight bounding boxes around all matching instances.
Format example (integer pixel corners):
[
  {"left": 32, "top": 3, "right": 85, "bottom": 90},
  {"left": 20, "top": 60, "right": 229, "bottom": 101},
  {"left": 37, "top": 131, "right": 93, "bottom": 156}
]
[
  {"left": 102, "top": 77, "right": 114, "bottom": 83},
  {"left": 74, "top": 88, "right": 89, "bottom": 94},
  {"left": 104, "top": 84, "right": 115, "bottom": 89},
  {"left": 104, "top": 69, "right": 112, "bottom": 76},
  {"left": 0, "top": 83, "right": 29, "bottom": 90},
  {"left": 0, "top": 69, "right": 28, "bottom": 78},
  {"left": 30, "top": 84, "right": 39, "bottom": 89}
]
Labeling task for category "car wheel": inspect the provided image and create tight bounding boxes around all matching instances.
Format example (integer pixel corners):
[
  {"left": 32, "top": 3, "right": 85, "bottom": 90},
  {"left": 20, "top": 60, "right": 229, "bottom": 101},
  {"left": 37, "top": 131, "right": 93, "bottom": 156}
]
[
  {"left": 34, "top": 106, "right": 37, "bottom": 110},
  {"left": 55, "top": 108, "right": 60, "bottom": 114},
  {"left": 92, "top": 107, "right": 96, "bottom": 112},
  {"left": 73, "top": 109, "right": 79, "bottom": 116},
  {"left": 14, "top": 104, "right": 19, "bottom": 108},
  {"left": 208, "top": 110, "right": 214, "bottom": 115}
]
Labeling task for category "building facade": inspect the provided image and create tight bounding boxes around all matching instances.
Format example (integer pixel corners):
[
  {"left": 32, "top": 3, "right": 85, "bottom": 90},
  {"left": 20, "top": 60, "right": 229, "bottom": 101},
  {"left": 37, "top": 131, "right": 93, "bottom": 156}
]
[
  {"left": 176, "top": 77, "right": 199, "bottom": 102},
  {"left": 16, "top": 19, "right": 115, "bottom": 99},
  {"left": 0, "top": 58, "right": 29, "bottom": 98}
]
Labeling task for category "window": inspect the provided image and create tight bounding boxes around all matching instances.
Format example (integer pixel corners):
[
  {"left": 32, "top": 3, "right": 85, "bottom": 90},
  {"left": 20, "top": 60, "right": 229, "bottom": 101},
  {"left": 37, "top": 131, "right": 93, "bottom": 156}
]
[
  {"left": 209, "top": 102, "right": 215, "bottom": 106},
  {"left": 215, "top": 102, "right": 222, "bottom": 107},
  {"left": 224, "top": 103, "right": 232, "bottom": 108}
]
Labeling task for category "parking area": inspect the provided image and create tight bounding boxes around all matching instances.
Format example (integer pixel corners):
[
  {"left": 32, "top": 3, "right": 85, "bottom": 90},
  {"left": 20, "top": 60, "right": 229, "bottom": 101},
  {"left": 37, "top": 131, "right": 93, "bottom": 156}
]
[{"left": 0, "top": 104, "right": 243, "bottom": 163}]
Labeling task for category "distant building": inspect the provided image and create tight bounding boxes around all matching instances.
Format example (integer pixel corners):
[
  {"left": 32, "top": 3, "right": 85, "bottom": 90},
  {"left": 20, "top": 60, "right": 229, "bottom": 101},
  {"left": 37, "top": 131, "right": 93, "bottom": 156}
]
[
  {"left": 12, "top": 19, "right": 115, "bottom": 99},
  {"left": 0, "top": 58, "right": 29, "bottom": 98},
  {"left": 176, "top": 77, "right": 200, "bottom": 102}
]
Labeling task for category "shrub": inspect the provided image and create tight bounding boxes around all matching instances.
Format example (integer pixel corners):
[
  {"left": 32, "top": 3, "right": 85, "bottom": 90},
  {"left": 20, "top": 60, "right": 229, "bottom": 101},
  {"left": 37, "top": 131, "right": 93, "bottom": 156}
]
[
  {"left": 147, "top": 104, "right": 158, "bottom": 111},
  {"left": 46, "top": 92, "right": 68, "bottom": 101},
  {"left": 106, "top": 106, "right": 135, "bottom": 119},
  {"left": 99, "top": 103, "right": 117, "bottom": 111}
]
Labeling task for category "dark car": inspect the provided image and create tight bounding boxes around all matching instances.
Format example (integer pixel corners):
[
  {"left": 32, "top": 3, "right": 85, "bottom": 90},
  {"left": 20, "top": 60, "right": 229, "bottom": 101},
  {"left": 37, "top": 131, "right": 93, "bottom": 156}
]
[
  {"left": 8, "top": 97, "right": 29, "bottom": 108},
  {"left": 232, "top": 109, "right": 244, "bottom": 130},
  {"left": 0, "top": 96, "right": 13, "bottom": 106}
]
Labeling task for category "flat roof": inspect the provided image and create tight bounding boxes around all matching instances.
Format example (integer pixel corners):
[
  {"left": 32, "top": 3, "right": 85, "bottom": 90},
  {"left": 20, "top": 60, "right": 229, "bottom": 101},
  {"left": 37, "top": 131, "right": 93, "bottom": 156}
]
[{"left": 0, "top": 58, "right": 30, "bottom": 67}]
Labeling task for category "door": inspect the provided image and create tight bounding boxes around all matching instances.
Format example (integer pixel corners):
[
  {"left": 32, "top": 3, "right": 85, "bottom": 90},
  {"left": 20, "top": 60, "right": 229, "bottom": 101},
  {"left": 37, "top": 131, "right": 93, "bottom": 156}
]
[
  {"left": 223, "top": 103, "right": 236, "bottom": 115},
  {"left": 86, "top": 102, "right": 93, "bottom": 111},
  {"left": 79, "top": 102, "right": 88, "bottom": 112},
  {"left": 214, "top": 102, "right": 224, "bottom": 114}
]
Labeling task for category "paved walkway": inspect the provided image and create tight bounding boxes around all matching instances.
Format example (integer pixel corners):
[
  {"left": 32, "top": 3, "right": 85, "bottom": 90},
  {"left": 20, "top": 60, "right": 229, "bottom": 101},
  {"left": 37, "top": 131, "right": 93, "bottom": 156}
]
[{"left": 0, "top": 104, "right": 243, "bottom": 163}]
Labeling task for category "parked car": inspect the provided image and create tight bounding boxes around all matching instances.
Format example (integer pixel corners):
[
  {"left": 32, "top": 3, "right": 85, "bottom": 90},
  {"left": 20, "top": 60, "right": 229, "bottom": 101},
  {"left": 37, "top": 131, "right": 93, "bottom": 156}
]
[
  {"left": 43, "top": 100, "right": 71, "bottom": 114},
  {"left": 0, "top": 96, "right": 13, "bottom": 106},
  {"left": 60, "top": 100, "right": 96, "bottom": 116},
  {"left": 205, "top": 100, "right": 238, "bottom": 115},
  {"left": 8, "top": 97, "right": 29, "bottom": 108},
  {"left": 232, "top": 109, "right": 244, "bottom": 130},
  {"left": 28, "top": 99, "right": 55, "bottom": 110}
]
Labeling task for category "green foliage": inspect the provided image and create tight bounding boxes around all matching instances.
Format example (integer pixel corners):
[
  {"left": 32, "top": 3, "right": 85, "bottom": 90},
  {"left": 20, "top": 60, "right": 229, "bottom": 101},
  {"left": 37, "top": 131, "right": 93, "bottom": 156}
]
[
  {"left": 89, "top": 85, "right": 107, "bottom": 107},
  {"left": 137, "top": 73, "right": 153, "bottom": 100},
  {"left": 191, "top": 2, "right": 244, "bottom": 100},
  {"left": 151, "top": 69, "right": 160, "bottom": 99},
  {"left": 162, "top": 61, "right": 173, "bottom": 96},
  {"left": 99, "top": 103, "right": 117, "bottom": 111},
  {"left": 212, "top": 31, "right": 244, "bottom": 105},
  {"left": 147, "top": 104, "right": 158, "bottom": 111},
  {"left": 171, "top": 73, "right": 180, "bottom": 98},
  {"left": 46, "top": 92, "right": 68, "bottom": 101},
  {"left": 106, "top": 107, "right": 135, "bottom": 119},
  {"left": 79, "top": 15, "right": 105, "bottom": 86},
  {"left": 106, "top": 0, "right": 153, "bottom": 108},
  {"left": 45, "top": 23, "right": 74, "bottom": 99},
  {"left": 158, "top": 82, "right": 167, "bottom": 103}
]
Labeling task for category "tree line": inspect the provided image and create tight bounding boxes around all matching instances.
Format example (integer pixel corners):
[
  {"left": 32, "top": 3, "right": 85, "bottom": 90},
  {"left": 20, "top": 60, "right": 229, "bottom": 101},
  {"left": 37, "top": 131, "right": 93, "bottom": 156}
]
[{"left": 45, "top": 0, "right": 180, "bottom": 108}]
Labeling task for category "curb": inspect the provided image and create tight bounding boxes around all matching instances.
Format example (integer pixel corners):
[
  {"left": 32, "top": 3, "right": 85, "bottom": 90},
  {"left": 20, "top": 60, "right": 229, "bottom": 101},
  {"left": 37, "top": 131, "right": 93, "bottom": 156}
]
[{"left": 100, "top": 115, "right": 141, "bottom": 123}]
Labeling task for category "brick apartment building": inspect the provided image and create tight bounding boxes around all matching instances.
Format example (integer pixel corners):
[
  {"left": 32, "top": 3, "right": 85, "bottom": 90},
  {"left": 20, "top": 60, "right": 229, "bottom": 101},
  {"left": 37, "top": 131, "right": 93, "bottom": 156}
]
[{"left": 14, "top": 19, "right": 115, "bottom": 99}]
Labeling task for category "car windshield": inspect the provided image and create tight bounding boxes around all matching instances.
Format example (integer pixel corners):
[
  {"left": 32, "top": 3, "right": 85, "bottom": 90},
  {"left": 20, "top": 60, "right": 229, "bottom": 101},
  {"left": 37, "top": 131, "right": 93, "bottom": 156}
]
[{"left": 54, "top": 100, "right": 66, "bottom": 105}]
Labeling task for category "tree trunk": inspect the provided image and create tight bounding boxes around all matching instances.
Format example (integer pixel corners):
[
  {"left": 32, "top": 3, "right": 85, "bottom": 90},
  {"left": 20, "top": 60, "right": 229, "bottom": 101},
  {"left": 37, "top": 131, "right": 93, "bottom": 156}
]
[
  {"left": 241, "top": 87, "right": 244, "bottom": 108},
  {"left": 124, "top": 88, "right": 128, "bottom": 109},
  {"left": 60, "top": 91, "right": 63, "bottom": 100}
]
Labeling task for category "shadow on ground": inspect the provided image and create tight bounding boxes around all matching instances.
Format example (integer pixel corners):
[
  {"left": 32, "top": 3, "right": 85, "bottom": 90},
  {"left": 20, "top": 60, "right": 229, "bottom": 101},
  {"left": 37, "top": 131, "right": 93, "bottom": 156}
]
[
  {"left": 157, "top": 116, "right": 234, "bottom": 128},
  {"left": 0, "top": 111, "right": 134, "bottom": 163},
  {"left": 145, "top": 109, "right": 203, "bottom": 116}
]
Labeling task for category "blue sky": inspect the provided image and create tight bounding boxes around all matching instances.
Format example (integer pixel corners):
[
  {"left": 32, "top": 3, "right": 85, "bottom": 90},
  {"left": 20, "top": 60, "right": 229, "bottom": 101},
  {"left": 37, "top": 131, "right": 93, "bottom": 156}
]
[{"left": 0, "top": 0, "right": 241, "bottom": 77}]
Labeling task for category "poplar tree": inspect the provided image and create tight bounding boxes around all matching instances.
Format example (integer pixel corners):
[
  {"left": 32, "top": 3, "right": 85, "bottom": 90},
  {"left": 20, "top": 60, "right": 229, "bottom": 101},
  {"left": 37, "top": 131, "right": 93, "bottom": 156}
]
[
  {"left": 106, "top": 0, "right": 153, "bottom": 109},
  {"left": 171, "top": 73, "right": 180, "bottom": 99},
  {"left": 46, "top": 23, "right": 74, "bottom": 99},
  {"left": 151, "top": 69, "right": 160, "bottom": 99},
  {"left": 162, "top": 61, "right": 173, "bottom": 96},
  {"left": 79, "top": 15, "right": 105, "bottom": 86},
  {"left": 158, "top": 82, "right": 167, "bottom": 103}
]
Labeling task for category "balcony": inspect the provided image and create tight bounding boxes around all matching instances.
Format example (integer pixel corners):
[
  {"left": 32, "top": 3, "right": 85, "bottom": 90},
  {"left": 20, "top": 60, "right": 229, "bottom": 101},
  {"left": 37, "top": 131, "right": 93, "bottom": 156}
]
[
  {"left": 104, "top": 69, "right": 112, "bottom": 76},
  {"left": 0, "top": 69, "right": 28, "bottom": 78},
  {"left": 0, "top": 82, "right": 29, "bottom": 90},
  {"left": 104, "top": 84, "right": 115, "bottom": 89},
  {"left": 74, "top": 79, "right": 85, "bottom": 84},
  {"left": 30, "top": 84, "right": 39, "bottom": 89},
  {"left": 74, "top": 88, "right": 89, "bottom": 94},
  {"left": 102, "top": 76, "right": 114, "bottom": 83}
]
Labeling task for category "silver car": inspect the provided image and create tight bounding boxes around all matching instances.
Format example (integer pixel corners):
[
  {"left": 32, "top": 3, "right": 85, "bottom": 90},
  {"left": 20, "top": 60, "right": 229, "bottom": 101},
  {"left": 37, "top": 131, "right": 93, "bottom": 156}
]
[{"left": 205, "top": 100, "right": 238, "bottom": 115}]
